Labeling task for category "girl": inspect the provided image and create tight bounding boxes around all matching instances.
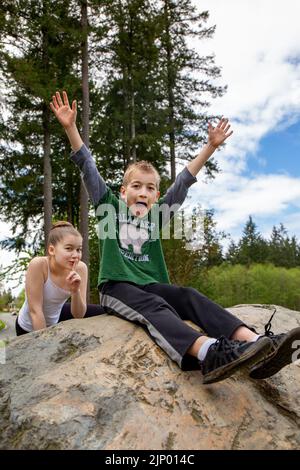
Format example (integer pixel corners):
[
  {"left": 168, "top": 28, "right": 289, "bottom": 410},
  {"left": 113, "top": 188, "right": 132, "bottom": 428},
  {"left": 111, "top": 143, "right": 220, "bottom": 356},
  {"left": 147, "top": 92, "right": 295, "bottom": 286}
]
[{"left": 16, "top": 221, "right": 104, "bottom": 335}]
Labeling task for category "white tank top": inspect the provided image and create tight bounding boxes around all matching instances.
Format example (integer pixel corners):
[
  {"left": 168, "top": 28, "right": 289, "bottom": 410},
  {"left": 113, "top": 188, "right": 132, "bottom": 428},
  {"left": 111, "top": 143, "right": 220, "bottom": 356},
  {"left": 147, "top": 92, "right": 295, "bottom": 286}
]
[{"left": 18, "top": 262, "right": 71, "bottom": 332}]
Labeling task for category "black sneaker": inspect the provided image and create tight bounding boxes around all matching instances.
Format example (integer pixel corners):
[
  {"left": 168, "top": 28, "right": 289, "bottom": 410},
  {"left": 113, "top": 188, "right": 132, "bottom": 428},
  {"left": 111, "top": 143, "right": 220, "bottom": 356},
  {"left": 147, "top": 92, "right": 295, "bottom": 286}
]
[
  {"left": 249, "top": 328, "right": 300, "bottom": 379},
  {"left": 201, "top": 335, "right": 273, "bottom": 385}
]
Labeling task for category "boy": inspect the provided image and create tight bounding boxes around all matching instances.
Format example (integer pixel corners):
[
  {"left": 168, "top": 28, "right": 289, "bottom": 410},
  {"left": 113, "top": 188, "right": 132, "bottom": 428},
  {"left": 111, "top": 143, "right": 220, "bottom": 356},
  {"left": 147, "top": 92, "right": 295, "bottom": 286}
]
[{"left": 51, "top": 91, "right": 300, "bottom": 384}]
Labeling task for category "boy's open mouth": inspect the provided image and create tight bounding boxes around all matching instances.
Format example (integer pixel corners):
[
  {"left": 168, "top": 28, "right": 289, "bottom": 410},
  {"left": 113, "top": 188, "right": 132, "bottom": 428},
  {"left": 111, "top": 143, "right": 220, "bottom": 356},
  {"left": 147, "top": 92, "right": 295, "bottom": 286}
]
[{"left": 135, "top": 202, "right": 148, "bottom": 207}]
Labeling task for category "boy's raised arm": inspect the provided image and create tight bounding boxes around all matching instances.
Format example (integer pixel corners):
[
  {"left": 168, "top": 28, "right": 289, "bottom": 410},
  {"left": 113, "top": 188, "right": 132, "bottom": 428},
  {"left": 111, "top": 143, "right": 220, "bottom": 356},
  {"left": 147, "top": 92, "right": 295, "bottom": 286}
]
[
  {"left": 160, "top": 117, "right": 233, "bottom": 225},
  {"left": 187, "top": 117, "right": 233, "bottom": 177},
  {"left": 50, "top": 91, "right": 107, "bottom": 206},
  {"left": 50, "top": 91, "right": 83, "bottom": 151}
]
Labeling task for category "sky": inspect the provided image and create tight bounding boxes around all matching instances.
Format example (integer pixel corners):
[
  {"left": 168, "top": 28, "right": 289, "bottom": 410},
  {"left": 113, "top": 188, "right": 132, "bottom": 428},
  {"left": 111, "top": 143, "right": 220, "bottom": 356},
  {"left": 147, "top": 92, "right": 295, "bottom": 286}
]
[
  {"left": 186, "top": 0, "right": 300, "bottom": 243},
  {"left": 1, "top": 0, "right": 300, "bottom": 293}
]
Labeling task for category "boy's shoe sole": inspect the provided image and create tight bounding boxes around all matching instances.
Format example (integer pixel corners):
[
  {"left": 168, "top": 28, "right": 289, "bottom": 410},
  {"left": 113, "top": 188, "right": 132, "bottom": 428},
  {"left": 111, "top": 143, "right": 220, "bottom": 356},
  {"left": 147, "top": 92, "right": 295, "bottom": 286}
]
[
  {"left": 249, "top": 327, "right": 300, "bottom": 379},
  {"left": 202, "top": 337, "right": 273, "bottom": 385}
]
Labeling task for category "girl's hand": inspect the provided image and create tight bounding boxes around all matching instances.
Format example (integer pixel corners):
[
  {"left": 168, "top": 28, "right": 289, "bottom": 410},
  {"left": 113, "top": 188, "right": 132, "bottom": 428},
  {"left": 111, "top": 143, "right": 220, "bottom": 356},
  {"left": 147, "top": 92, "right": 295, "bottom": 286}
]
[
  {"left": 208, "top": 117, "right": 233, "bottom": 148},
  {"left": 50, "top": 91, "right": 77, "bottom": 130},
  {"left": 66, "top": 261, "right": 81, "bottom": 294}
]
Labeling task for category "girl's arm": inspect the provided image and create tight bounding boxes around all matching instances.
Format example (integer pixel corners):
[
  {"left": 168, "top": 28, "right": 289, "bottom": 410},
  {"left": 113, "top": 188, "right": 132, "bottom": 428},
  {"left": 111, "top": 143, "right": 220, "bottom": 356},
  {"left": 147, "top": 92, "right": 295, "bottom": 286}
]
[
  {"left": 25, "top": 258, "right": 47, "bottom": 330},
  {"left": 66, "top": 261, "right": 87, "bottom": 318}
]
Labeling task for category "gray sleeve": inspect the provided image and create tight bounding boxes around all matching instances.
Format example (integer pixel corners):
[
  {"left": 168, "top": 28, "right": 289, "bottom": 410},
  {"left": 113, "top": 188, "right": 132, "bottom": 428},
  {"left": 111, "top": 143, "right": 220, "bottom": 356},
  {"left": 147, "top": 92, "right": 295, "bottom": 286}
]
[
  {"left": 70, "top": 144, "right": 107, "bottom": 206},
  {"left": 159, "top": 167, "right": 197, "bottom": 227},
  {"left": 161, "top": 167, "right": 197, "bottom": 207}
]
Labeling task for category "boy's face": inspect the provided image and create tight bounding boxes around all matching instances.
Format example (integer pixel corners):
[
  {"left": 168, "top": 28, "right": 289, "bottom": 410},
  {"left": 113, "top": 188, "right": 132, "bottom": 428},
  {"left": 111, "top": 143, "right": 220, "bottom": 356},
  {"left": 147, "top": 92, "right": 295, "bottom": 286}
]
[{"left": 120, "top": 169, "right": 160, "bottom": 217}]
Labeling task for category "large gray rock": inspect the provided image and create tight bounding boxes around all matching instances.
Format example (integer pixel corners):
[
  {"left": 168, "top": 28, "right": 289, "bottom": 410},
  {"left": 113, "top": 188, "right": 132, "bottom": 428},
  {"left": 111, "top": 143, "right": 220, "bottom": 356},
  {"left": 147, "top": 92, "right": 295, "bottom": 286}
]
[{"left": 0, "top": 305, "right": 300, "bottom": 450}]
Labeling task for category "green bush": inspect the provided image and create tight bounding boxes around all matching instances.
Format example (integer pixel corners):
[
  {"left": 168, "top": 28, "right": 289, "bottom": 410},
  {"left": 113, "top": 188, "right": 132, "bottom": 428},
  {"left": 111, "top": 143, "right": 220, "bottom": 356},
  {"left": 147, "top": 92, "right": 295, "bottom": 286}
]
[
  {"left": 0, "top": 320, "right": 6, "bottom": 331},
  {"left": 192, "top": 263, "right": 300, "bottom": 311}
]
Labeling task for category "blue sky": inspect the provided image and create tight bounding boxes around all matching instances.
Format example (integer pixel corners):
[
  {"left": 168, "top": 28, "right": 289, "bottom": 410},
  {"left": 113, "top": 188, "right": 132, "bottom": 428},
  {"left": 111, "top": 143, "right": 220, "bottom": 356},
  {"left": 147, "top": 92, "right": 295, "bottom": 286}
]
[
  {"left": 251, "top": 121, "right": 300, "bottom": 177},
  {"left": 1, "top": 0, "right": 300, "bottom": 293},
  {"left": 183, "top": 0, "right": 300, "bottom": 244}
]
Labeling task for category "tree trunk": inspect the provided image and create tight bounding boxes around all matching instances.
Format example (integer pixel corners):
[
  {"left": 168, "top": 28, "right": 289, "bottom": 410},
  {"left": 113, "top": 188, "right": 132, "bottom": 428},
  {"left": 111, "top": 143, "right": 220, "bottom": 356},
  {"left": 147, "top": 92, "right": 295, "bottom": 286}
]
[
  {"left": 130, "top": 87, "right": 136, "bottom": 162},
  {"left": 123, "top": 66, "right": 131, "bottom": 166},
  {"left": 41, "top": 7, "right": 52, "bottom": 250},
  {"left": 118, "top": 0, "right": 136, "bottom": 164},
  {"left": 66, "top": 158, "right": 74, "bottom": 224},
  {"left": 80, "top": 0, "right": 90, "bottom": 300},
  {"left": 42, "top": 104, "right": 52, "bottom": 250},
  {"left": 164, "top": 0, "right": 176, "bottom": 182}
]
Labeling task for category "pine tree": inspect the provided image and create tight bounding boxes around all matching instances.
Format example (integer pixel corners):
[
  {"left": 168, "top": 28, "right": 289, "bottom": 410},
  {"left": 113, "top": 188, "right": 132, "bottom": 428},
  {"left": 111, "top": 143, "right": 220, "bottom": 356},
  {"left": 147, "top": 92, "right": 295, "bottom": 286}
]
[
  {"left": 268, "top": 224, "right": 299, "bottom": 268},
  {"left": 0, "top": 0, "right": 83, "bottom": 252},
  {"left": 90, "top": 0, "right": 166, "bottom": 181},
  {"left": 178, "top": 206, "right": 225, "bottom": 268},
  {"left": 225, "top": 239, "right": 239, "bottom": 264},
  {"left": 158, "top": 0, "right": 226, "bottom": 181},
  {"left": 90, "top": 0, "right": 226, "bottom": 185},
  {"left": 237, "top": 216, "right": 268, "bottom": 266},
  {"left": 200, "top": 209, "right": 225, "bottom": 267}
]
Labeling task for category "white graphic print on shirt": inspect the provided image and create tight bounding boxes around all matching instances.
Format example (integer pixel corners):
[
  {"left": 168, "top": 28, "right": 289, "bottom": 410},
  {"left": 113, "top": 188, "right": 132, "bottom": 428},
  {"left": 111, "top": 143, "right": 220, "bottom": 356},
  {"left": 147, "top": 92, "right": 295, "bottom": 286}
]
[{"left": 119, "top": 222, "right": 149, "bottom": 254}]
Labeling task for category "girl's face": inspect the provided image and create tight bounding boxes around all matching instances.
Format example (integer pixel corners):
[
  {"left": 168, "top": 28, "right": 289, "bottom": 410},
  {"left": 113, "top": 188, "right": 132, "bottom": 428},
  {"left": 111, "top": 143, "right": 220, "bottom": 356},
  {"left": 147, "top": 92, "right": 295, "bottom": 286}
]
[{"left": 48, "top": 234, "right": 82, "bottom": 270}]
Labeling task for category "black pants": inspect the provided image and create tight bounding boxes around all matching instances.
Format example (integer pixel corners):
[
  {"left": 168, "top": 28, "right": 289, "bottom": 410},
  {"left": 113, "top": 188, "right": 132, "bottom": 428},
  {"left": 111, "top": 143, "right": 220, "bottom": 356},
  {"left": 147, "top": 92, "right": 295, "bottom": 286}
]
[
  {"left": 15, "top": 302, "right": 105, "bottom": 336},
  {"left": 100, "top": 281, "right": 247, "bottom": 370}
]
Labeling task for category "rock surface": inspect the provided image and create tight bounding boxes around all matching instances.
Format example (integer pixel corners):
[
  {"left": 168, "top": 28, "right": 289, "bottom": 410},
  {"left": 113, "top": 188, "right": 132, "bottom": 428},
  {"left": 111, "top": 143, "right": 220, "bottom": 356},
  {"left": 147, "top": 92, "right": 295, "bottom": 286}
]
[{"left": 0, "top": 304, "right": 300, "bottom": 450}]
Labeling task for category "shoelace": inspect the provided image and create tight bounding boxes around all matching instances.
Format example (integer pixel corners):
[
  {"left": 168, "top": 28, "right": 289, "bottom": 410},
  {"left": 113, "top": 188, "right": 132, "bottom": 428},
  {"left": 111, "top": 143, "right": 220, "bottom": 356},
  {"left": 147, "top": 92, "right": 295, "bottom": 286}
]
[
  {"left": 264, "top": 307, "right": 276, "bottom": 337},
  {"left": 214, "top": 336, "right": 228, "bottom": 350},
  {"left": 214, "top": 335, "right": 245, "bottom": 352}
]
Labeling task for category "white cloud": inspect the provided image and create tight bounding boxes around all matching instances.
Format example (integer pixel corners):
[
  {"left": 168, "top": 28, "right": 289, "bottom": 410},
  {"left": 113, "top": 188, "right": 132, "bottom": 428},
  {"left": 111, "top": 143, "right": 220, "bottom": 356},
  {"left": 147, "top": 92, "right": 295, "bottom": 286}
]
[
  {"left": 187, "top": 0, "right": 300, "bottom": 242},
  {"left": 196, "top": 0, "right": 300, "bottom": 142},
  {"left": 189, "top": 173, "right": 300, "bottom": 232}
]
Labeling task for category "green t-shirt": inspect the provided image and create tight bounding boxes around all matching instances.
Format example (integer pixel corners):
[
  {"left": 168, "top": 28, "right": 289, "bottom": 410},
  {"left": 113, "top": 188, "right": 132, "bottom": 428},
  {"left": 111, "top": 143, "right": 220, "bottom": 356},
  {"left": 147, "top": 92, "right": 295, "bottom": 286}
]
[
  {"left": 96, "top": 188, "right": 170, "bottom": 286},
  {"left": 71, "top": 144, "right": 197, "bottom": 287}
]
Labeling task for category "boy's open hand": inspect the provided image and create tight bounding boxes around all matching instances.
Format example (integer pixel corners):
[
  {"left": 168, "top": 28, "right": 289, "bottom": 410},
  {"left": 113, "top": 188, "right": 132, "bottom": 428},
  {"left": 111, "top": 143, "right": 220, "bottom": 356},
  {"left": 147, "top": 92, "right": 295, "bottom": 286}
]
[
  {"left": 208, "top": 117, "right": 233, "bottom": 148},
  {"left": 50, "top": 91, "right": 77, "bottom": 129}
]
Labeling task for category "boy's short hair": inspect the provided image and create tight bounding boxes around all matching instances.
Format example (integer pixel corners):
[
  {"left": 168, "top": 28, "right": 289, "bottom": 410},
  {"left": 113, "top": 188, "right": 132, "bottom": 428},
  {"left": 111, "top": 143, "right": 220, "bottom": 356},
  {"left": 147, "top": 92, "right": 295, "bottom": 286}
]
[{"left": 123, "top": 161, "right": 160, "bottom": 189}]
